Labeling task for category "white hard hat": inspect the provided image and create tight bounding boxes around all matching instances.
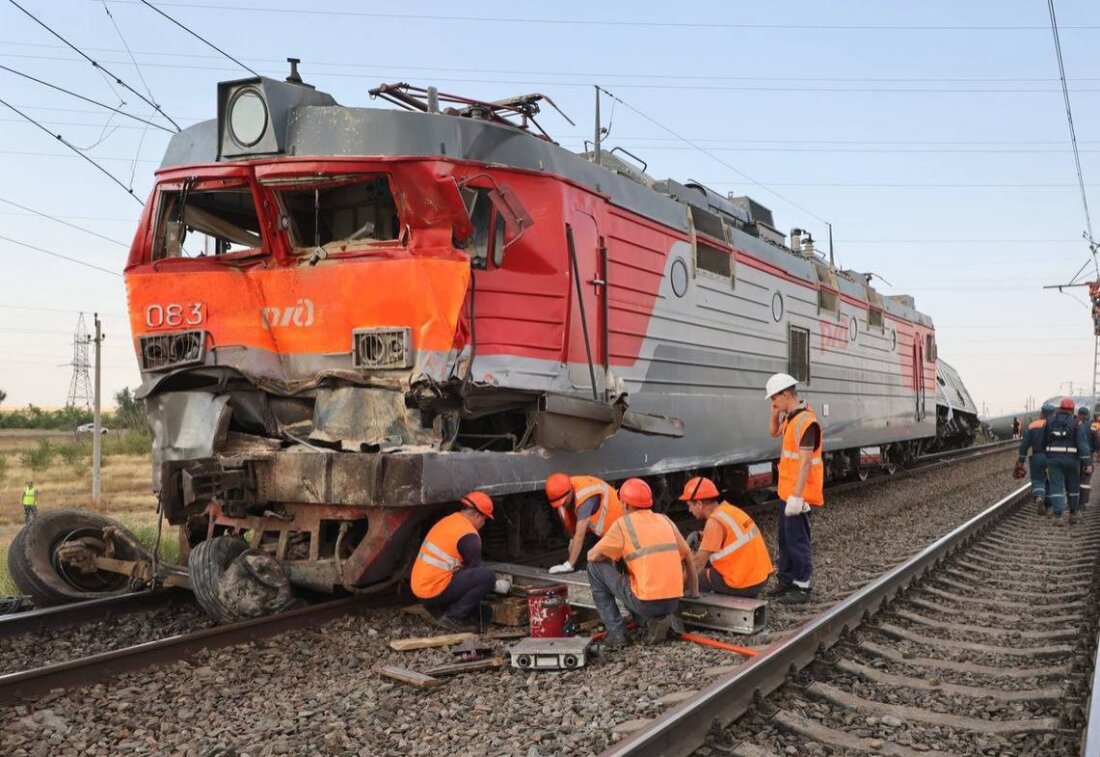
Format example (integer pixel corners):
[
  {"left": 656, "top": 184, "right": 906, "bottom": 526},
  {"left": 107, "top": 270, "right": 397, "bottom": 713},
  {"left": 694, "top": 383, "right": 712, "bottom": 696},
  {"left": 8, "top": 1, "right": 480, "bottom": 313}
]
[{"left": 765, "top": 372, "right": 798, "bottom": 399}]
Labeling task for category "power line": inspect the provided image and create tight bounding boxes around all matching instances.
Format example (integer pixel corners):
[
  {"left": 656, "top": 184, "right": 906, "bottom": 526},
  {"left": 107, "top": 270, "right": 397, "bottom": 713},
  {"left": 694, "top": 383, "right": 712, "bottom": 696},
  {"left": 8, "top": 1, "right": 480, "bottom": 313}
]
[
  {"left": 0, "top": 234, "right": 122, "bottom": 277},
  {"left": 596, "top": 86, "right": 830, "bottom": 226},
  {"left": 136, "top": 0, "right": 259, "bottom": 77},
  {"left": 0, "top": 65, "right": 175, "bottom": 133},
  {"left": 0, "top": 197, "right": 129, "bottom": 247},
  {"left": 100, "top": 2, "right": 1100, "bottom": 31},
  {"left": 5, "top": 0, "right": 180, "bottom": 131},
  {"left": 99, "top": 0, "right": 157, "bottom": 101}
]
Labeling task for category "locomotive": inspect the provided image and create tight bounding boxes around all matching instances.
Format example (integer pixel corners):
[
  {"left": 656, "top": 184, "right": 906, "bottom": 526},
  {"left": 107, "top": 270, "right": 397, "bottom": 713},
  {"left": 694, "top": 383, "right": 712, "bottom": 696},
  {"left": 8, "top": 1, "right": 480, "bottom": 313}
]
[{"left": 11, "top": 68, "right": 972, "bottom": 620}]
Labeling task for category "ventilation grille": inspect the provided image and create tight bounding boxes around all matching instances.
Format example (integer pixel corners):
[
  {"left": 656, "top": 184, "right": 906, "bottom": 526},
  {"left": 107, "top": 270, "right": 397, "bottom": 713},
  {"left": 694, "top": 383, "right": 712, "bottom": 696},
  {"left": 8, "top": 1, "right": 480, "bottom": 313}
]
[
  {"left": 788, "top": 325, "right": 810, "bottom": 383},
  {"left": 140, "top": 330, "right": 206, "bottom": 372},
  {"left": 353, "top": 327, "right": 412, "bottom": 369}
]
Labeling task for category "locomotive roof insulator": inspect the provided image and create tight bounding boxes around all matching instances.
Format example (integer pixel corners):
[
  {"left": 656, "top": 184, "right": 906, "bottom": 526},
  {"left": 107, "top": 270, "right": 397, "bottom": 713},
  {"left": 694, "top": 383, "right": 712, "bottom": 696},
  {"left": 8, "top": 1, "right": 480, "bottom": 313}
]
[{"left": 216, "top": 74, "right": 337, "bottom": 161}]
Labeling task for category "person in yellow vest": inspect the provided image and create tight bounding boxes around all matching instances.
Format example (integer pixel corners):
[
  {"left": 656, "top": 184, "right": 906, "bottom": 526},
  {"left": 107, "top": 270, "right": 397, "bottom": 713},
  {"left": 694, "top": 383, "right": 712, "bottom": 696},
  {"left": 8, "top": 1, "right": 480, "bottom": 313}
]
[
  {"left": 586, "top": 478, "right": 699, "bottom": 646},
  {"left": 545, "top": 473, "right": 623, "bottom": 574},
  {"left": 410, "top": 491, "right": 496, "bottom": 632},
  {"left": 679, "top": 476, "right": 773, "bottom": 598},
  {"left": 765, "top": 373, "right": 824, "bottom": 603},
  {"left": 22, "top": 480, "right": 38, "bottom": 524}
]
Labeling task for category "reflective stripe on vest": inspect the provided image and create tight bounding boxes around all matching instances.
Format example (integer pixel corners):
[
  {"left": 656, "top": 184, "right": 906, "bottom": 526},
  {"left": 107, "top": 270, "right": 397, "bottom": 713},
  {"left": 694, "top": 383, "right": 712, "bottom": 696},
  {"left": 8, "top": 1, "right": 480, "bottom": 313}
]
[
  {"left": 707, "top": 503, "right": 773, "bottom": 588},
  {"left": 1048, "top": 446, "right": 1077, "bottom": 454},
  {"left": 618, "top": 512, "right": 684, "bottom": 600},
  {"left": 709, "top": 510, "right": 759, "bottom": 562},
  {"left": 777, "top": 405, "right": 825, "bottom": 505},
  {"left": 417, "top": 539, "right": 459, "bottom": 572},
  {"left": 22, "top": 487, "right": 37, "bottom": 506},
  {"left": 570, "top": 476, "right": 622, "bottom": 537},
  {"left": 410, "top": 512, "right": 477, "bottom": 599}
]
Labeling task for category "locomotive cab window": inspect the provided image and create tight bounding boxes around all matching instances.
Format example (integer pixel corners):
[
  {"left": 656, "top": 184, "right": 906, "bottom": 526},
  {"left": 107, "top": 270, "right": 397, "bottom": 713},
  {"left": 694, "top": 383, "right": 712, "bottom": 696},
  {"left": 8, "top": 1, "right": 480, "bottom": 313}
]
[
  {"left": 275, "top": 175, "right": 399, "bottom": 253},
  {"left": 153, "top": 185, "right": 263, "bottom": 260},
  {"left": 788, "top": 325, "right": 810, "bottom": 383},
  {"left": 462, "top": 188, "right": 506, "bottom": 269}
]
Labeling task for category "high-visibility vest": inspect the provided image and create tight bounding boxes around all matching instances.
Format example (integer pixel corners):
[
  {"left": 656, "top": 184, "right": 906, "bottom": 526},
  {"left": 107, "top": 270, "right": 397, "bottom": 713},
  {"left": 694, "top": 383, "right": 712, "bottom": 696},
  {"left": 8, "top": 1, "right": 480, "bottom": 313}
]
[
  {"left": 777, "top": 405, "right": 824, "bottom": 505},
  {"left": 410, "top": 512, "right": 478, "bottom": 599},
  {"left": 22, "top": 486, "right": 37, "bottom": 506},
  {"left": 707, "top": 502, "right": 773, "bottom": 589},
  {"left": 567, "top": 475, "right": 623, "bottom": 537},
  {"left": 618, "top": 511, "right": 684, "bottom": 601}
]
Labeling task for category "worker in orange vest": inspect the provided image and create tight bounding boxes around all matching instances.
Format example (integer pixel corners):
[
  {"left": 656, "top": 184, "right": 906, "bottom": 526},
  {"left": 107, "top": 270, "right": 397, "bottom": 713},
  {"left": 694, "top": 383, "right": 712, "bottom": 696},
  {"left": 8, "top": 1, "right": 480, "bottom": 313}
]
[
  {"left": 765, "top": 373, "right": 824, "bottom": 603},
  {"left": 410, "top": 492, "right": 496, "bottom": 631},
  {"left": 586, "top": 478, "right": 699, "bottom": 646},
  {"left": 679, "top": 476, "right": 773, "bottom": 598},
  {"left": 545, "top": 473, "right": 623, "bottom": 574}
]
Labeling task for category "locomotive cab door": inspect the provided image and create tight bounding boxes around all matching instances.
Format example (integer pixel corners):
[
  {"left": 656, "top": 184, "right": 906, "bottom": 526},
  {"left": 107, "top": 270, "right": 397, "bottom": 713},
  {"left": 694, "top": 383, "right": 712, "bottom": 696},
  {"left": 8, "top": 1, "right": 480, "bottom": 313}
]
[{"left": 566, "top": 211, "right": 608, "bottom": 399}]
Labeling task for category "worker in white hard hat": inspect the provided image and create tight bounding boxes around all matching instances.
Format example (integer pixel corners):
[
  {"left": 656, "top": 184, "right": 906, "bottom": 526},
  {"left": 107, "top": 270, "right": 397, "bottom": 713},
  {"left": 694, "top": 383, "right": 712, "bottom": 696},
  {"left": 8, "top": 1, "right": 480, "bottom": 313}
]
[{"left": 764, "top": 373, "right": 824, "bottom": 603}]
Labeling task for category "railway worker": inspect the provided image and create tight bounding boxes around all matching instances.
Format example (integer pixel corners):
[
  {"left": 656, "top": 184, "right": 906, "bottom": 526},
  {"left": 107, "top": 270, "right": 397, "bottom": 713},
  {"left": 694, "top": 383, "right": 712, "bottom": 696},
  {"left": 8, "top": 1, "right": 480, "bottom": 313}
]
[
  {"left": 679, "top": 476, "right": 773, "bottom": 598},
  {"left": 764, "top": 372, "right": 824, "bottom": 604},
  {"left": 1078, "top": 406, "right": 1097, "bottom": 507},
  {"left": 1016, "top": 403, "right": 1054, "bottom": 513},
  {"left": 545, "top": 473, "right": 623, "bottom": 575},
  {"left": 1044, "top": 399, "right": 1092, "bottom": 525},
  {"left": 1011, "top": 417, "right": 1022, "bottom": 439},
  {"left": 586, "top": 478, "right": 699, "bottom": 647},
  {"left": 410, "top": 491, "right": 497, "bottom": 631},
  {"left": 21, "top": 480, "right": 38, "bottom": 524}
]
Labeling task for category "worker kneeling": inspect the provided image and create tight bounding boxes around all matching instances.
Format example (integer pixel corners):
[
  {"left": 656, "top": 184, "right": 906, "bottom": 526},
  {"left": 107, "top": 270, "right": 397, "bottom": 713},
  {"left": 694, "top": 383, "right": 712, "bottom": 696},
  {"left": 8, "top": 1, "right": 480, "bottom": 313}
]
[
  {"left": 586, "top": 478, "right": 698, "bottom": 647},
  {"left": 410, "top": 492, "right": 496, "bottom": 632},
  {"left": 680, "top": 477, "right": 773, "bottom": 598}
]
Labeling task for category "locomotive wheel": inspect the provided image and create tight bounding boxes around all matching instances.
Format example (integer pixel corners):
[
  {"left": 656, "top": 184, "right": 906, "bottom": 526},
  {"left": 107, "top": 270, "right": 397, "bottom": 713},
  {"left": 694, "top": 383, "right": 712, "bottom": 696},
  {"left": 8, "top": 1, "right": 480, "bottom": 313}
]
[
  {"left": 7, "top": 510, "right": 145, "bottom": 606},
  {"left": 188, "top": 536, "right": 294, "bottom": 623}
]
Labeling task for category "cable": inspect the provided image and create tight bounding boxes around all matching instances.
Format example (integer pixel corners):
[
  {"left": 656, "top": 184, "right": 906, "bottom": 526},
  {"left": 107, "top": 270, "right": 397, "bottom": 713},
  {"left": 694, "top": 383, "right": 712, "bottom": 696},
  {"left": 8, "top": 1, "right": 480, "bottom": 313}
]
[
  {"left": 137, "top": 0, "right": 259, "bottom": 76},
  {"left": 6, "top": 0, "right": 180, "bottom": 131},
  {"left": 0, "top": 65, "right": 175, "bottom": 133},
  {"left": 597, "top": 85, "right": 831, "bottom": 224},
  {"left": 100, "top": 0, "right": 156, "bottom": 100},
  {"left": 0, "top": 98, "right": 144, "bottom": 204},
  {"left": 0, "top": 197, "right": 129, "bottom": 247},
  {"left": 0, "top": 234, "right": 122, "bottom": 277}
]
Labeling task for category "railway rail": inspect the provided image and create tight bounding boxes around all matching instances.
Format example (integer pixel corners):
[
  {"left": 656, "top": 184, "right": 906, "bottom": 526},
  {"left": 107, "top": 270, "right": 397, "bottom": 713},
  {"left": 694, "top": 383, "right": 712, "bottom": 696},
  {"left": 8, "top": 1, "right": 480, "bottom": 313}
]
[{"left": 602, "top": 483, "right": 1100, "bottom": 757}]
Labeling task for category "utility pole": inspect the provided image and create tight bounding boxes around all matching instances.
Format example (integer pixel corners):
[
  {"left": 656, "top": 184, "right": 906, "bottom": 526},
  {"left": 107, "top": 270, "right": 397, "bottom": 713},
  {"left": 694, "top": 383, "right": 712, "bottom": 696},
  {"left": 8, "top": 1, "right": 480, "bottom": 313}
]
[{"left": 92, "top": 313, "right": 103, "bottom": 506}]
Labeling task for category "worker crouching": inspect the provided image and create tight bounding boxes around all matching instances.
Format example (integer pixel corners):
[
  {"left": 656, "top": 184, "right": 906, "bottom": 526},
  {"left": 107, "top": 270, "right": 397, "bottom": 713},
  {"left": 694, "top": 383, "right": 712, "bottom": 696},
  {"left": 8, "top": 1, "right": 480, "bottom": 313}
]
[
  {"left": 586, "top": 478, "right": 699, "bottom": 647},
  {"left": 679, "top": 477, "right": 773, "bottom": 598},
  {"left": 410, "top": 492, "right": 496, "bottom": 631},
  {"left": 544, "top": 473, "right": 623, "bottom": 574}
]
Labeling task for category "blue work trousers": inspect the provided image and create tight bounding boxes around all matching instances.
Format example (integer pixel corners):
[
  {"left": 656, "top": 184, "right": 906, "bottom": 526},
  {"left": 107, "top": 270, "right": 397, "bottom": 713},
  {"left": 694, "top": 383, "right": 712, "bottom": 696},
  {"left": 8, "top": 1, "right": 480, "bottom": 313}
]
[
  {"left": 1046, "top": 456, "right": 1080, "bottom": 516},
  {"left": 423, "top": 567, "right": 494, "bottom": 622},
  {"left": 586, "top": 561, "right": 678, "bottom": 638},
  {"left": 698, "top": 566, "right": 767, "bottom": 598},
  {"left": 777, "top": 505, "right": 813, "bottom": 588},
  {"left": 1028, "top": 453, "right": 1047, "bottom": 503},
  {"left": 1081, "top": 463, "right": 1093, "bottom": 507}
]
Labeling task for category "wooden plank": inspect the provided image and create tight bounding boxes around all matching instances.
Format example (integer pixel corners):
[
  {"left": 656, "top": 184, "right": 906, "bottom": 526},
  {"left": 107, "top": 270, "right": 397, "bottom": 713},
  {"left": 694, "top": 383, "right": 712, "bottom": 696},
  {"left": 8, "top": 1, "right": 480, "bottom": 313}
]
[
  {"left": 389, "top": 632, "right": 476, "bottom": 652},
  {"left": 377, "top": 665, "right": 441, "bottom": 688},
  {"left": 486, "top": 628, "right": 528, "bottom": 640},
  {"left": 423, "top": 657, "right": 506, "bottom": 677}
]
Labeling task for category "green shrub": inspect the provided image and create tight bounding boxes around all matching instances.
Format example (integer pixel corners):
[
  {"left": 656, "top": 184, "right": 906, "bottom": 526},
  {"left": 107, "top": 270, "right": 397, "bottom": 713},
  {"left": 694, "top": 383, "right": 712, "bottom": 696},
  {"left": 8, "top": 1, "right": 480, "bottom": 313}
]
[
  {"left": 56, "top": 442, "right": 90, "bottom": 473},
  {"left": 119, "top": 517, "right": 182, "bottom": 566},
  {"left": 0, "top": 454, "right": 8, "bottom": 489},
  {"left": 18, "top": 440, "right": 57, "bottom": 471},
  {"left": 103, "top": 431, "right": 152, "bottom": 457}
]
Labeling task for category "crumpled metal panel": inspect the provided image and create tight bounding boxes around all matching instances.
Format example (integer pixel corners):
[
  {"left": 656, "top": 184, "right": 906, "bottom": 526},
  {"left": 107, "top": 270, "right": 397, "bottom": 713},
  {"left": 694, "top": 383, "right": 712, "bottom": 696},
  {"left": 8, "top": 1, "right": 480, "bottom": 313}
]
[
  {"left": 146, "top": 391, "right": 231, "bottom": 492},
  {"left": 311, "top": 386, "right": 434, "bottom": 450}
]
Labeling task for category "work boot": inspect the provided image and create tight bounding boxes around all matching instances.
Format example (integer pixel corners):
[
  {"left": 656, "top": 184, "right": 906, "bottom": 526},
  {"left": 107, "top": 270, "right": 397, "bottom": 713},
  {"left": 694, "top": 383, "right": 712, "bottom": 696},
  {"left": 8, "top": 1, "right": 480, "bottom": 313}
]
[
  {"left": 779, "top": 588, "right": 812, "bottom": 604},
  {"left": 1054, "top": 515, "right": 1065, "bottom": 527},
  {"left": 434, "top": 614, "right": 475, "bottom": 632},
  {"left": 643, "top": 616, "right": 671, "bottom": 644},
  {"left": 1070, "top": 510, "right": 1079, "bottom": 525},
  {"left": 1036, "top": 498, "right": 1046, "bottom": 515},
  {"left": 602, "top": 632, "right": 628, "bottom": 649},
  {"left": 765, "top": 582, "right": 794, "bottom": 598}
]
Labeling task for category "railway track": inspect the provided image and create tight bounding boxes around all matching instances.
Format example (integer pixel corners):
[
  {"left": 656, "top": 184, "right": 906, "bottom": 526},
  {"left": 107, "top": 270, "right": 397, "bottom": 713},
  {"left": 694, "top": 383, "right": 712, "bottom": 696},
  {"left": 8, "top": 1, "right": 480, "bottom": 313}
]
[{"left": 602, "top": 483, "right": 1100, "bottom": 757}]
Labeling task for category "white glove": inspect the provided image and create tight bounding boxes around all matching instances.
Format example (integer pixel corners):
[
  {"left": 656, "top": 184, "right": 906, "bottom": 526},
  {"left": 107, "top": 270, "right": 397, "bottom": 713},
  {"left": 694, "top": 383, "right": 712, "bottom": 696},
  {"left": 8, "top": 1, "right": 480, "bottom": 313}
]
[
  {"left": 784, "top": 496, "right": 809, "bottom": 517},
  {"left": 493, "top": 577, "right": 512, "bottom": 595},
  {"left": 548, "top": 561, "right": 574, "bottom": 574}
]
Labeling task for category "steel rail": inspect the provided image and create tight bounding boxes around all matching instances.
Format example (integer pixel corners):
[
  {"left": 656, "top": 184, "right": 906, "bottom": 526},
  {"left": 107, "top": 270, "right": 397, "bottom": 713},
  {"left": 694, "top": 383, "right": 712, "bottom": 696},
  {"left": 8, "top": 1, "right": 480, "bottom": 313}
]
[
  {"left": 0, "top": 595, "right": 371, "bottom": 706},
  {"left": 599, "top": 483, "right": 1031, "bottom": 757},
  {"left": 1081, "top": 587, "right": 1100, "bottom": 757},
  {"left": 0, "top": 589, "right": 191, "bottom": 640}
]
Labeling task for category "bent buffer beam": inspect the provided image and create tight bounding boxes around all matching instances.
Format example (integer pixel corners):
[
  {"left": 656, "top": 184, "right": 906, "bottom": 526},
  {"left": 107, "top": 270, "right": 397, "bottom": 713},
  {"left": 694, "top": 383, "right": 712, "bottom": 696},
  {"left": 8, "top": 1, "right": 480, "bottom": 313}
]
[{"left": 485, "top": 562, "right": 766, "bottom": 635}]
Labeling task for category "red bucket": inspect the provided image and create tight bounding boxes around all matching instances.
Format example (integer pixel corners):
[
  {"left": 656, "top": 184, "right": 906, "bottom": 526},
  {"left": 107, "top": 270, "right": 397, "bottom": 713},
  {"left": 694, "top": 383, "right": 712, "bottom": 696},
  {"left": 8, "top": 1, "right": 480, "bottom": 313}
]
[{"left": 527, "top": 584, "right": 569, "bottom": 638}]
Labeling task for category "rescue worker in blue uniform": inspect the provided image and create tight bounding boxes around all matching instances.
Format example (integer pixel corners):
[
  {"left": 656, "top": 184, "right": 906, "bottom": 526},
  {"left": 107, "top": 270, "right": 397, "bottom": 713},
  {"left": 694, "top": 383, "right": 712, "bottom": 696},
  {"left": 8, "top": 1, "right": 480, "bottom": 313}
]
[
  {"left": 1045, "top": 398, "right": 1092, "bottom": 524},
  {"left": 1078, "top": 406, "right": 1095, "bottom": 507},
  {"left": 1016, "top": 403, "right": 1054, "bottom": 512}
]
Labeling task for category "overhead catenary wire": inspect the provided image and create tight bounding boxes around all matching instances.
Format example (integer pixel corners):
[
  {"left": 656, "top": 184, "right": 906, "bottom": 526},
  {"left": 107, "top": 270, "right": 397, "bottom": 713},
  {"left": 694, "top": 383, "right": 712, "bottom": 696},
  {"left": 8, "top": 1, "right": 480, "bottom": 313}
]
[
  {"left": 136, "top": 0, "right": 260, "bottom": 77},
  {"left": 0, "top": 234, "right": 123, "bottom": 277},
  {"left": 0, "top": 197, "right": 129, "bottom": 247},
  {"left": 5, "top": 0, "right": 180, "bottom": 131},
  {"left": 0, "top": 98, "right": 144, "bottom": 204}
]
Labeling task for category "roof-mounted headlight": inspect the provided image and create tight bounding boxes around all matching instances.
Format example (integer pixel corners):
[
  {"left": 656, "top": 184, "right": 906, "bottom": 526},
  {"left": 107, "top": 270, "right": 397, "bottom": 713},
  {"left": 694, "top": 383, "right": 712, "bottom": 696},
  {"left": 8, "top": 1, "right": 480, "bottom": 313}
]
[{"left": 228, "top": 87, "right": 268, "bottom": 148}]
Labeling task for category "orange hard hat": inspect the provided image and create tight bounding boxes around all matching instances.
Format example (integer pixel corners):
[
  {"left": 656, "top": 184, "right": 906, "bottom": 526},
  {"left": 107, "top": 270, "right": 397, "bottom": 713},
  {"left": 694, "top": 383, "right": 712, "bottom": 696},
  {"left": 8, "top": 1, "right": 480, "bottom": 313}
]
[
  {"left": 545, "top": 473, "right": 573, "bottom": 507},
  {"left": 618, "top": 478, "right": 654, "bottom": 509},
  {"left": 679, "top": 476, "right": 719, "bottom": 502},
  {"left": 460, "top": 491, "right": 494, "bottom": 520},
  {"left": 1060, "top": 397, "right": 1076, "bottom": 411}
]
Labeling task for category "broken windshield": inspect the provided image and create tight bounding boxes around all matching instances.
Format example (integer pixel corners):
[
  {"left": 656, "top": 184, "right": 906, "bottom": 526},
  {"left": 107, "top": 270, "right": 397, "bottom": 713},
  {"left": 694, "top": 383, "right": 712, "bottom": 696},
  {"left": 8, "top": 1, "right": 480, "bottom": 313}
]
[
  {"left": 274, "top": 175, "right": 400, "bottom": 253},
  {"left": 152, "top": 184, "right": 263, "bottom": 260}
]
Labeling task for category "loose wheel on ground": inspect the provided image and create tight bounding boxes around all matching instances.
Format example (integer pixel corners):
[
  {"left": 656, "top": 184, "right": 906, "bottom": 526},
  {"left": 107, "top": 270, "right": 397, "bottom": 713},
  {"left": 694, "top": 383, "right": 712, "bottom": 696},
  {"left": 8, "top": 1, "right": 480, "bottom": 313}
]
[
  {"left": 7, "top": 509, "right": 148, "bottom": 606},
  {"left": 188, "top": 536, "right": 295, "bottom": 623}
]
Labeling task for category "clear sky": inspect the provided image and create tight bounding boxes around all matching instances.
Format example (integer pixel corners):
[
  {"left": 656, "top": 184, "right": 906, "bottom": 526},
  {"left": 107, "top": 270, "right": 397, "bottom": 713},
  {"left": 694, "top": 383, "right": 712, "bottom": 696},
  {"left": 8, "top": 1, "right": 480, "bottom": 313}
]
[{"left": 2, "top": 0, "right": 1099, "bottom": 415}]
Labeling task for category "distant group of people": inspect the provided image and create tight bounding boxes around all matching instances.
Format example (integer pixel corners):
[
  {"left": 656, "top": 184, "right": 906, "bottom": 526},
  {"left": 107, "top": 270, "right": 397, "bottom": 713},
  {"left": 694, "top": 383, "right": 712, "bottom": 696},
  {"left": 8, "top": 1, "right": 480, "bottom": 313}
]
[
  {"left": 1015, "top": 399, "right": 1098, "bottom": 523},
  {"left": 410, "top": 373, "right": 825, "bottom": 644}
]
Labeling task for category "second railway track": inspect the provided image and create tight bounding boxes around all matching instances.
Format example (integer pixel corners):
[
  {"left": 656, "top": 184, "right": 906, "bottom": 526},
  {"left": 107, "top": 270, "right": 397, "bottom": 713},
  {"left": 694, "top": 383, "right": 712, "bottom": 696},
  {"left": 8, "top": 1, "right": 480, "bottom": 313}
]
[{"left": 606, "top": 483, "right": 1100, "bottom": 757}]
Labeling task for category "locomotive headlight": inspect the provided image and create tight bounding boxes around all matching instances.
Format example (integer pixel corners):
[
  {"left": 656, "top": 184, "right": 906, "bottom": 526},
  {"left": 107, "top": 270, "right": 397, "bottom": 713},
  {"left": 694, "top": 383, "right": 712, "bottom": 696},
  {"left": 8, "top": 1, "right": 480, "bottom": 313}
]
[{"left": 228, "top": 88, "right": 268, "bottom": 147}]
